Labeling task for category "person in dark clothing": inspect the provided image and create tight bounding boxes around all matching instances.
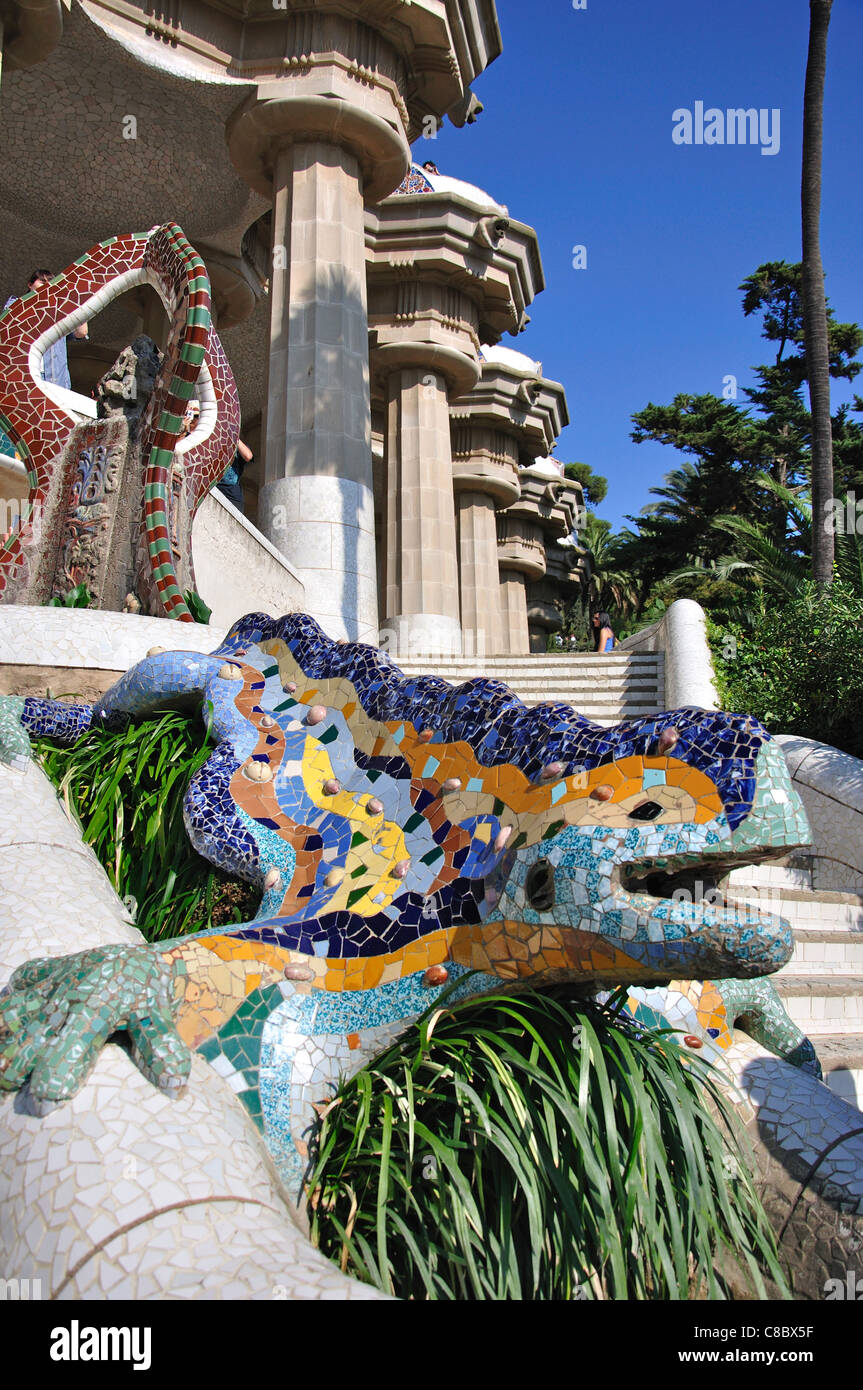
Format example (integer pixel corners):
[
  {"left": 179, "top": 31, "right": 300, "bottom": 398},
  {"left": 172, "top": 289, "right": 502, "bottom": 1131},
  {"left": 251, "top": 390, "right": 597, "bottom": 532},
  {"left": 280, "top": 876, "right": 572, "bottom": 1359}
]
[
  {"left": 216, "top": 438, "right": 253, "bottom": 513},
  {"left": 592, "top": 611, "right": 616, "bottom": 652}
]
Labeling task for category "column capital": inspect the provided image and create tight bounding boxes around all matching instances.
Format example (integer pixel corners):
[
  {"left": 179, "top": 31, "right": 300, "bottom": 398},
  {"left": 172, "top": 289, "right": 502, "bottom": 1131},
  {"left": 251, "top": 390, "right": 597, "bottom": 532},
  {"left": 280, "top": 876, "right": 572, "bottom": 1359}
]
[
  {"left": 450, "top": 347, "right": 570, "bottom": 459},
  {"left": 226, "top": 91, "right": 410, "bottom": 204},
  {"left": 370, "top": 336, "right": 479, "bottom": 400},
  {"left": 194, "top": 242, "right": 265, "bottom": 332},
  {"left": 450, "top": 421, "right": 520, "bottom": 505}
]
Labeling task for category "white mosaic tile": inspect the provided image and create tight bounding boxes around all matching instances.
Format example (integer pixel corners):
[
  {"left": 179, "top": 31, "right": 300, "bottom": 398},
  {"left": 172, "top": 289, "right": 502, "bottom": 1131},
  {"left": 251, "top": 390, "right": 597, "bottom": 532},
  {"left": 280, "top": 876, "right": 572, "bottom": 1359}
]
[{"left": 0, "top": 605, "right": 228, "bottom": 673}]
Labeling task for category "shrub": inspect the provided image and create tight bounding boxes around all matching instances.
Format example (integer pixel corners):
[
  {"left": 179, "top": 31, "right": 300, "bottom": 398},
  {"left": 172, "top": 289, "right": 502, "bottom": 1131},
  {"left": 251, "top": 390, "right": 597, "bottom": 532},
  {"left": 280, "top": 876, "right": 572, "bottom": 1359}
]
[{"left": 708, "top": 582, "right": 863, "bottom": 759}]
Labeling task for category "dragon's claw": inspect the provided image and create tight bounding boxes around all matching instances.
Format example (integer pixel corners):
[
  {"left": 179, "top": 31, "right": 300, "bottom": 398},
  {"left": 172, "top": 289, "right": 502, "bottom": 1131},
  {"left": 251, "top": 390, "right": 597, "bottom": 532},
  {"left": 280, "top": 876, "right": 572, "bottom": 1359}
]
[{"left": 0, "top": 945, "right": 190, "bottom": 1102}]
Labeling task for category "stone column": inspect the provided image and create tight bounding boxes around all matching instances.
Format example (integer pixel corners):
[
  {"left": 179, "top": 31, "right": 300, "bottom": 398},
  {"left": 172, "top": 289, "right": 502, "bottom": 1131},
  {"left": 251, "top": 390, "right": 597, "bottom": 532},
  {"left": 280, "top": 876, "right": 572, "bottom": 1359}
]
[
  {"left": 450, "top": 423, "right": 521, "bottom": 658},
  {"left": 225, "top": 30, "right": 414, "bottom": 642},
  {"left": 455, "top": 491, "right": 502, "bottom": 658},
  {"left": 257, "top": 141, "right": 376, "bottom": 642},
  {"left": 496, "top": 502, "right": 546, "bottom": 656},
  {"left": 0, "top": 1, "right": 63, "bottom": 80},
  {"left": 383, "top": 366, "right": 462, "bottom": 657},
  {"left": 499, "top": 569, "right": 530, "bottom": 654}
]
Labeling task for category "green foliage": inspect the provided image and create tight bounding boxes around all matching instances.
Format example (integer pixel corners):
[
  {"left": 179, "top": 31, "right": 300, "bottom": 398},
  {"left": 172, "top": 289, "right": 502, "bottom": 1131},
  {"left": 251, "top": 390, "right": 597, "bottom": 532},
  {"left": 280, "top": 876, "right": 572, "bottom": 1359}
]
[
  {"left": 46, "top": 583, "right": 94, "bottom": 609},
  {"left": 708, "top": 582, "right": 863, "bottom": 758},
  {"left": 308, "top": 985, "right": 788, "bottom": 1301},
  {"left": 183, "top": 589, "right": 213, "bottom": 624},
  {"left": 562, "top": 460, "right": 608, "bottom": 507},
  {"left": 578, "top": 511, "right": 639, "bottom": 622},
  {"left": 624, "top": 263, "right": 863, "bottom": 611},
  {"left": 33, "top": 710, "right": 256, "bottom": 942}
]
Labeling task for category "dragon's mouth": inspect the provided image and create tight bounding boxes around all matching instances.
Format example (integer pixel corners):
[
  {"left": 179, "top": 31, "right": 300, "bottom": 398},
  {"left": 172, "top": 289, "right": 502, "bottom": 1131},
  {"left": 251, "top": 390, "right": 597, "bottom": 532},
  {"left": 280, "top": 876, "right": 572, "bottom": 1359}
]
[
  {"left": 620, "top": 856, "right": 751, "bottom": 907},
  {"left": 618, "top": 848, "right": 785, "bottom": 921},
  {"left": 611, "top": 848, "right": 795, "bottom": 974}
]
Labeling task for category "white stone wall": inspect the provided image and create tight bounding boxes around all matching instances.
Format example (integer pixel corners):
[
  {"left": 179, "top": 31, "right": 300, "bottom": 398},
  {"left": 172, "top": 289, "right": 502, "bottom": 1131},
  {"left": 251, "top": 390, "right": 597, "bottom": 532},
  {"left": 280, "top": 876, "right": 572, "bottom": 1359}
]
[
  {"left": 617, "top": 598, "right": 720, "bottom": 711},
  {"left": 776, "top": 736, "right": 863, "bottom": 894},
  {"left": 191, "top": 488, "right": 305, "bottom": 630},
  {"left": 0, "top": 605, "right": 229, "bottom": 673}
]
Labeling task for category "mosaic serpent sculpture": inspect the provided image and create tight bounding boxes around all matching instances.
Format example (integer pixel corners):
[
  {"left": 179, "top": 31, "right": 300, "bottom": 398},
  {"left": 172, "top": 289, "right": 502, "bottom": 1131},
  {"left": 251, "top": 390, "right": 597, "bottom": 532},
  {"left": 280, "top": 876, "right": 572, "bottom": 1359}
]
[
  {"left": 0, "top": 223, "right": 239, "bottom": 619},
  {"left": 0, "top": 613, "right": 820, "bottom": 1198}
]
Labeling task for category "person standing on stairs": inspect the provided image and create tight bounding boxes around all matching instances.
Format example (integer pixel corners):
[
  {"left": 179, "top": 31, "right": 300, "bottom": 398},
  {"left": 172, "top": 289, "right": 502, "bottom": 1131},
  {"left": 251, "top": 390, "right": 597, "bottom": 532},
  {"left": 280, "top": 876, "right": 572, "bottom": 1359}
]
[{"left": 592, "top": 611, "right": 616, "bottom": 652}]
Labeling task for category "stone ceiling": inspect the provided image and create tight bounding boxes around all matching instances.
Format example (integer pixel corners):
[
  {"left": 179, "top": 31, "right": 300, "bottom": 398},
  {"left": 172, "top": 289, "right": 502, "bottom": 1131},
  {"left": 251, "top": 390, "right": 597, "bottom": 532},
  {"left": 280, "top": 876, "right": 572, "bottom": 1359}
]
[{"left": 0, "top": 3, "right": 271, "bottom": 425}]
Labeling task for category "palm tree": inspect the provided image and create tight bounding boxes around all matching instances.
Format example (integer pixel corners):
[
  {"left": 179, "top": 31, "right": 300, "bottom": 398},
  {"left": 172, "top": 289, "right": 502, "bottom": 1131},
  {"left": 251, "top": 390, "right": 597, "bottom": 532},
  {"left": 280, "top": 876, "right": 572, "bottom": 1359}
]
[
  {"left": 578, "top": 513, "right": 639, "bottom": 619},
  {"left": 670, "top": 474, "right": 863, "bottom": 610},
  {"left": 801, "top": 0, "right": 834, "bottom": 586}
]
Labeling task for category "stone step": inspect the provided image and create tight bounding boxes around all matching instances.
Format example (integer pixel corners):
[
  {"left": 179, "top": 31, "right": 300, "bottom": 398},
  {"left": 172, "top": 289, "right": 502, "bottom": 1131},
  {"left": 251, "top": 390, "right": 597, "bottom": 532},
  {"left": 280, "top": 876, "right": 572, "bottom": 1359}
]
[
  {"left": 728, "top": 888, "right": 863, "bottom": 932},
  {"left": 727, "top": 862, "right": 814, "bottom": 891},
  {"left": 467, "top": 670, "right": 664, "bottom": 682},
  {"left": 395, "top": 678, "right": 663, "bottom": 693},
  {"left": 394, "top": 654, "right": 666, "bottom": 720},
  {"left": 472, "top": 687, "right": 664, "bottom": 700},
  {"left": 395, "top": 666, "right": 663, "bottom": 683},
  {"left": 773, "top": 974, "right": 863, "bottom": 1035},
  {"left": 496, "top": 686, "right": 661, "bottom": 696},
  {"left": 395, "top": 654, "right": 663, "bottom": 667},
  {"left": 809, "top": 1034, "right": 863, "bottom": 1107},
  {"left": 785, "top": 932, "right": 863, "bottom": 972}
]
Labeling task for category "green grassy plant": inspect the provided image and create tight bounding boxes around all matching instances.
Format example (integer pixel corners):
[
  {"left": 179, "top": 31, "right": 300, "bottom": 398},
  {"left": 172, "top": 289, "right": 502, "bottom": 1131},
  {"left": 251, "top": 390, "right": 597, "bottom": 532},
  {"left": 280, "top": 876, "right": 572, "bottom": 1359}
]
[
  {"left": 33, "top": 709, "right": 256, "bottom": 942},
  {"left": 308, "top": 984, "right": 789, "bottom": 1301}
]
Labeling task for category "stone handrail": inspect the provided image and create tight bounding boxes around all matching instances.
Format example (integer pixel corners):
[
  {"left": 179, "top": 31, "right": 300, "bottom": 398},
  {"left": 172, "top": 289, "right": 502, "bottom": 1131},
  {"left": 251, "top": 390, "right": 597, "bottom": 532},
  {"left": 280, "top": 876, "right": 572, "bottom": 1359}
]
[
  {"left": 617, "top": 598, "right": 720, "bottom": 710},
  {"left": 0, "top": 756, "right": 382, "bottom": 1299},
  {"left": 775, "top": 734, "right": 863, "bottom": 893}
]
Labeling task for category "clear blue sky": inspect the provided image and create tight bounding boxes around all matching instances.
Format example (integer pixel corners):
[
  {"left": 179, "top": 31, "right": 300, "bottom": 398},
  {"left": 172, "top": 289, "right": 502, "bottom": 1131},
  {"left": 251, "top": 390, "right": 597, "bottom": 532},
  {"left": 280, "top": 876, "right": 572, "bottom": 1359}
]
[{"left": 424, "top": 0, "right": 863, "bottom": 531}]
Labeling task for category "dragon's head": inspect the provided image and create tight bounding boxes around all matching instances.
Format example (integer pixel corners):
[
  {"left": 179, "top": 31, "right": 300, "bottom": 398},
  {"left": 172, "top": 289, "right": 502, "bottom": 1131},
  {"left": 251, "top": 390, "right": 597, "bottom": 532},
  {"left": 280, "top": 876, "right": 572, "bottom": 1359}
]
[{"left": 467, "top": 715, "right": 808, "bottom": 988}]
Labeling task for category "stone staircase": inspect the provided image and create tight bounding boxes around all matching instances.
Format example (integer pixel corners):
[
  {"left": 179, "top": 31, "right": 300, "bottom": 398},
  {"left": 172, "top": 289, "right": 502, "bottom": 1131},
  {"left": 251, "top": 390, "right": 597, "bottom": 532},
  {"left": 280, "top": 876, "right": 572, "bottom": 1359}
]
[
  {"left": 394, "top": 651, "right": 665, "bottom": 724},
  {"left": 726, "top": 862, "right": 863, "bottom": 1107}
]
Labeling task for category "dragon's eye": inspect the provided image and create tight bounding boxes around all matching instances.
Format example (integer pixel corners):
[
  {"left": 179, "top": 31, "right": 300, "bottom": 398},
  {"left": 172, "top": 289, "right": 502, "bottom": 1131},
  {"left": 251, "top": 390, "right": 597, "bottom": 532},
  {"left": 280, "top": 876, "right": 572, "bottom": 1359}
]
[
  {"left": 629, "top": 801, "right": 663, "bottom": 822},
  {"left": 525, "top": 859, "right": 555, "bottom": 911}
]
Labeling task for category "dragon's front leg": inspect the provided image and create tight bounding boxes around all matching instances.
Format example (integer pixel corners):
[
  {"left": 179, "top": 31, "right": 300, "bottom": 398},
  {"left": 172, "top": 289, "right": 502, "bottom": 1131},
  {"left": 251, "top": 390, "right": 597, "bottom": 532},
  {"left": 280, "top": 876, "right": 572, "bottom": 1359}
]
[
  {"left": 0, "top": 944, "right": 191, "bottom": 1103},
  {"left": 714, "top": 976, "right": 822, "bottom": 1079}
]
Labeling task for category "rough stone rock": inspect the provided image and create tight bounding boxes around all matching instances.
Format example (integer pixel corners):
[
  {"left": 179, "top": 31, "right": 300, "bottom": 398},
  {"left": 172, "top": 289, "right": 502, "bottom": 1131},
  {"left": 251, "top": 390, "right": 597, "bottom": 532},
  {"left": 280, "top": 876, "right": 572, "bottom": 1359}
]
[{"left": 95, "top": 335, "right": 162, "bottom": 439}]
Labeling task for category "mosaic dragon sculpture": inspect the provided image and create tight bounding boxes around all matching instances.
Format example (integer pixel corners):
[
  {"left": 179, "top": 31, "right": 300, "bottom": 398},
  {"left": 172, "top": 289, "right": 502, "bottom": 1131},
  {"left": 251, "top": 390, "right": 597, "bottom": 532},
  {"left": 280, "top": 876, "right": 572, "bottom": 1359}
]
[
  {"left": 0, "top": 613, "right": 819, "bottom": 1195},
  {"left": 0, "top": 223, "right": 239, "bottom": 619}
]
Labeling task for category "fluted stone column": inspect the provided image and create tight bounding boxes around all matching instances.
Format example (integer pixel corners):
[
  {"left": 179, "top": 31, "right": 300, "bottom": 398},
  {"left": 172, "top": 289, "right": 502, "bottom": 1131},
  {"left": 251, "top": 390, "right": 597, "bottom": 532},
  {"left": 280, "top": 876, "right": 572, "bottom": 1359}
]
[
  {"left": 383, "top": 366, "right": 462, "bottom": 656},
  {"left": 450, "top": 422, "right": 521, "bottom": 657},
  {"left": 257, "top": 141, "right": 377, "bottom": 642},
  {"left": 221, "top": 0, "right": 502, "bottom": 642},
  {"left": 367, "top": 175, "right": 544, "bottom": 657},
  {"left": 455, "top": 491, "right": 502, "bottom": 657},
  {"left": 497, "top": 503, "right": 546, "bottom": 656},
  {"left": 499, "top": 569, "right": 530, "bottom": 654},
  {"left": 498, "top": 462, "right": 583, "bottom": 655},
  {"left": 449, "top": 351, "right": 567, "bottom": 657}
]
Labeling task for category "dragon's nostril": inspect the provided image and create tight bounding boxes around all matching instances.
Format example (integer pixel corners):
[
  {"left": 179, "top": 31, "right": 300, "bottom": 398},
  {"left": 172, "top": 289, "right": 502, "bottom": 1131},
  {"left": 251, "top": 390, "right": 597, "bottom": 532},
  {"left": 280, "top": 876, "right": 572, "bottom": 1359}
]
[
  {"left": 525, "top": 859, "right": 555, "bottom": 911},
  {"left": 629, "top": 801, "right": 663, "bottom": 822}
]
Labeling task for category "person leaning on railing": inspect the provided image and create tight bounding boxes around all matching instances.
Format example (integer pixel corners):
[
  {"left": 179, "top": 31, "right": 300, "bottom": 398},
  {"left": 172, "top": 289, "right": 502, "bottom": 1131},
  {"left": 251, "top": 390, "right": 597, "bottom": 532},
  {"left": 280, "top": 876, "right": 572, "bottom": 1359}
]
[{"left": 3, "top": 268, "right": 89, "bottom": 390}]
